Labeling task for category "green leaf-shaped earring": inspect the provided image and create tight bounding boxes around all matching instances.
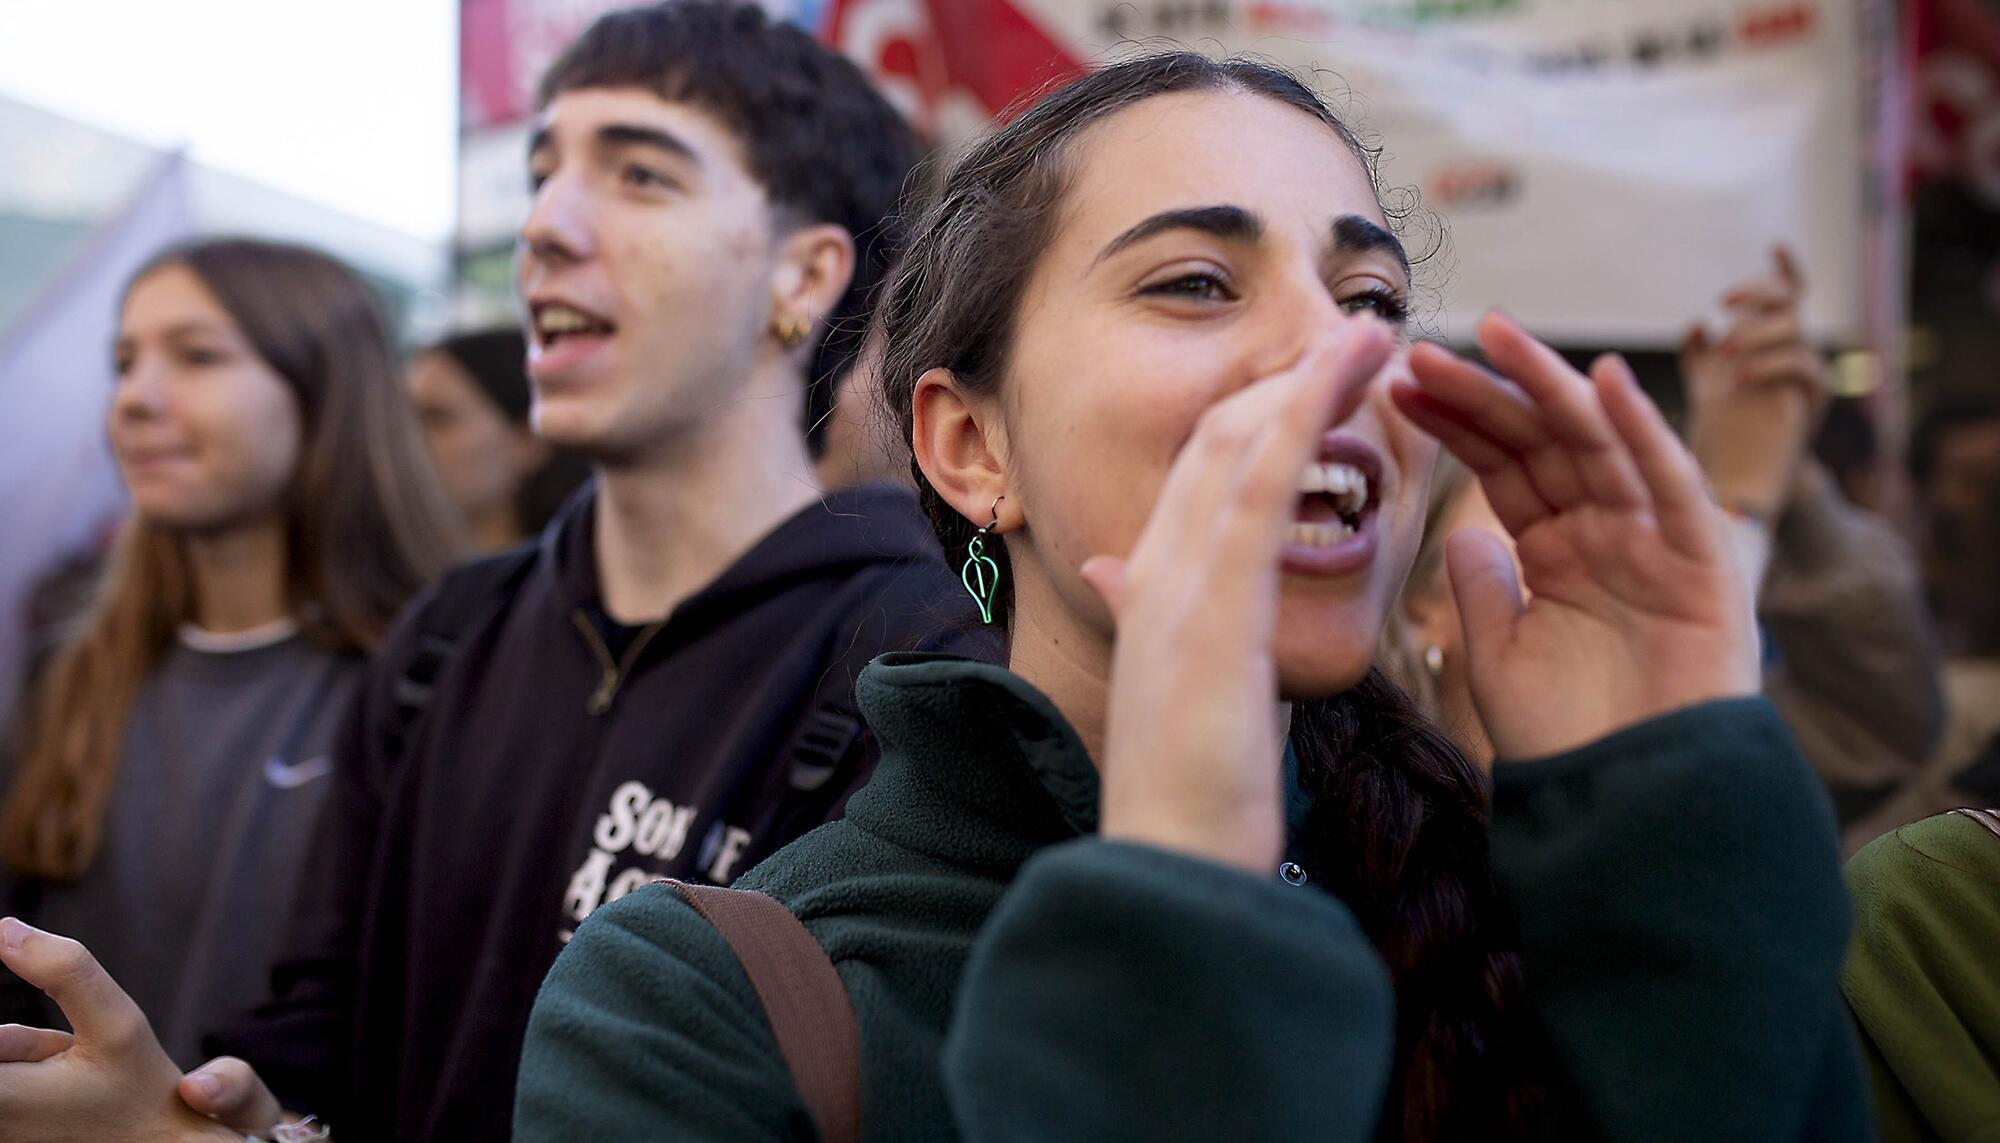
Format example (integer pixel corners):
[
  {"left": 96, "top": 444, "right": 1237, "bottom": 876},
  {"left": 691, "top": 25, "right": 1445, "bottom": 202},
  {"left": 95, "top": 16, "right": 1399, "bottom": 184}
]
[{"left": 961, "top": 496, "right": 1003, "bottom": 625}]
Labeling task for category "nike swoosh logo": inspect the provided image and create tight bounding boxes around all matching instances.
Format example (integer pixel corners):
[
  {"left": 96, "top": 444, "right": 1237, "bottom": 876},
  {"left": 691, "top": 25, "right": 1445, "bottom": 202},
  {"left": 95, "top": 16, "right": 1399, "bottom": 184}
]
[{"left": 263, "top": 756, "right": 332, "bottom": 790}]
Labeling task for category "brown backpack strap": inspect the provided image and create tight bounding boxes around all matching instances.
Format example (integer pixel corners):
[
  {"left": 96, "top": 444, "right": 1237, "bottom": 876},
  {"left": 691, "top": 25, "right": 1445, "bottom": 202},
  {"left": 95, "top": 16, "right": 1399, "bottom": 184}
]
[
  {"left": 1949, "top": 807, "right": 2000, "bottom": 842},
  {"left": 665, "top": 881, "right": 861, "bottom": 1143}
]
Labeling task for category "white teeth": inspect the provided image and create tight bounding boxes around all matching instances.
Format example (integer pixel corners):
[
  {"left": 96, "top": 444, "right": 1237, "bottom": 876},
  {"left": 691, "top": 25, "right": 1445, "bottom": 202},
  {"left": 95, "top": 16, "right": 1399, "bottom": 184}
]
[
  {"left": 1297, "top": 462, "right": 1371, "bottom": 515},
  {"left": 535, "top": 305, "right": 604, "bottom": 336},
  {"left": 1287, "top": 519, "right": 1357, "bottom": 548}
]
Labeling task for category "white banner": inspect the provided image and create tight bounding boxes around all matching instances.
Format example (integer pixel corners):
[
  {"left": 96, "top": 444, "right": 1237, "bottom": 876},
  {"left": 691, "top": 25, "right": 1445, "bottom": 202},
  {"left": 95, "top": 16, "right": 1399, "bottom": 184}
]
[
  {"left": 829, "top": 0, "right": 1889, "bottom": 347},
  {"left": 459, "top": 0, "right": 1889, "bottom": 348}
]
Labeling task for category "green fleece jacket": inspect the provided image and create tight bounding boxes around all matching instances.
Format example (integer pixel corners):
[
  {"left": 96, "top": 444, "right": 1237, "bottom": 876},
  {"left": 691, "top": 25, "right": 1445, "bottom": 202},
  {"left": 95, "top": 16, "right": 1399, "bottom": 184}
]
[
  {"left": 1844, "top": 810, "right": 2000, "bottom": 1142},
  {"left": 515, "top": 654, "right": 1871, "bottom": 1142}
]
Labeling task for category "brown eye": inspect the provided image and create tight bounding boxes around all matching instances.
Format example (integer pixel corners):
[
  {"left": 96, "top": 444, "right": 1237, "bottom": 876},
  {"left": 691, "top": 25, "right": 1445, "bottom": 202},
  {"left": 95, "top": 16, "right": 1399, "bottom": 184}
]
[
  {"left": 1144, "top": 273, "right": 1233, "bottom": 301},
  {"left": 1340, "top": 289, "right": 1410, "bottom": 324},
  {"left": 622, "top": 164, "right": 670, "bottom": 190}
]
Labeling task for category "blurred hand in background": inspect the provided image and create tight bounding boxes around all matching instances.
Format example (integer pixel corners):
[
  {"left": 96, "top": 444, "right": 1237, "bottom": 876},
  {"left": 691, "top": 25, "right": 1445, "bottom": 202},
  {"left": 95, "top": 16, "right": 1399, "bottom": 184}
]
[{"left": 1682, "top": 246, "right": 1830, "bottom": 524}]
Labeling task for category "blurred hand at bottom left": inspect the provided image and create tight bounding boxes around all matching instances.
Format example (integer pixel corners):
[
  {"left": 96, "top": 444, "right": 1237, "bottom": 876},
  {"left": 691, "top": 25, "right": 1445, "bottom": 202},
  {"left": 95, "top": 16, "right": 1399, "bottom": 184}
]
[{"left": 0, "top": 917, "right": 268, "bottom": 1141}]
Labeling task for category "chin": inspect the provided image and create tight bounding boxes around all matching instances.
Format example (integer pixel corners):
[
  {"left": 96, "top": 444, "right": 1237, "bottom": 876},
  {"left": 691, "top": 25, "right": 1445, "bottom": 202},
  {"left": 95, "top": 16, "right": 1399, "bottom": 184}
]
[
  {"left": 132, "top": 500, "right": 248, "bottom": 535},
  {"left": 1271, "top": 604, "right": 1383, "bottom": 701},
  {"left": 1275, "top": 654, "right": 1376, "bottom": 701},
  {"left": 531, "top": 398, "right": 613, "bottom": 453}
]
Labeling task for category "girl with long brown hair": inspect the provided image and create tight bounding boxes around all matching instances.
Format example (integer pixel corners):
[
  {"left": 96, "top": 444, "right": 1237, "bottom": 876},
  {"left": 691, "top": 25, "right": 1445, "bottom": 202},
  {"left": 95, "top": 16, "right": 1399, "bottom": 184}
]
[{"left": 0, "top": 238, "right": 462, "bottom": 1066}]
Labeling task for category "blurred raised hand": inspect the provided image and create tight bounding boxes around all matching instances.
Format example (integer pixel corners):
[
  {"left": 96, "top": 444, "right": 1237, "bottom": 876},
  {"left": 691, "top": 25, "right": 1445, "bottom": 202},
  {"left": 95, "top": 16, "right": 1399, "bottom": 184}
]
[{"left": 1682, "top": 246, "right": 1830, "bottom": 523}]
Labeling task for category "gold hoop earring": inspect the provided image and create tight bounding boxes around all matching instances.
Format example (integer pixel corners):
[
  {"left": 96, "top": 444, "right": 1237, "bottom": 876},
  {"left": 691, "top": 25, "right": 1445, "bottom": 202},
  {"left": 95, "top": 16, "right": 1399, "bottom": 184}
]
[{"left": 775, "top": 315, "right": 808, "bottom": 349}]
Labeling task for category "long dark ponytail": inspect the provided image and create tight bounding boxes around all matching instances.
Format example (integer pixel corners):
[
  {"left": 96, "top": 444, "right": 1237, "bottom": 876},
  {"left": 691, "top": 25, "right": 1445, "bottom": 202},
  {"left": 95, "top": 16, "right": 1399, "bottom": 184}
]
[
  {"left": 876, "top": 52, "right": 1539, "bottom": 1139},
  {"left": 1293, "top": 675, "right": 1541, "bottom": 1139}
]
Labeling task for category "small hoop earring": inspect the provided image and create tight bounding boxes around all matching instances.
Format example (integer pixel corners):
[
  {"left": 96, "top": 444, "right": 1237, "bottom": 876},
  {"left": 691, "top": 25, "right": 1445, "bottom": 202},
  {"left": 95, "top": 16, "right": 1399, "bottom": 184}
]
[
  {"left": 960, "top": 496, "right": 1004, "bottom": 625},
  {"left": 775, "top": 315, "right": 807, "bottom": 349},
  {"left": 1423, "top": 644, "right": 1445, "bottom": 677}
]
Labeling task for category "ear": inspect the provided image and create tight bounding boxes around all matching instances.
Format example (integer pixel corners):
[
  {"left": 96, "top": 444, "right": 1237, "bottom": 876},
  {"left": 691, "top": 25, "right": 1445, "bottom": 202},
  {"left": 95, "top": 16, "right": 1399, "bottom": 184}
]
[
  {"left": 769, "top": 222, "right": 858, "bottom": 353},
  {"left": 1399, "top": 561, "right": 1456, "bottom": 651},
  {"left": 912, "top": 367, "right": 1014, "bottom": 532}
]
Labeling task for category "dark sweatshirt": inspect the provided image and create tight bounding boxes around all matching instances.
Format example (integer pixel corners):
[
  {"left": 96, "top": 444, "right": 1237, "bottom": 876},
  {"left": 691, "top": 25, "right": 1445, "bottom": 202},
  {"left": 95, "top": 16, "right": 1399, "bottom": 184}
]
[
  {"left": 0, "top": 629, "right": 358, "bottom": 1067},
  {"left": 516, "top": 653, "right": 1872, "bottom": 1142},
  {"left": 209, "top": 484, "right": 991, "bottom": 1142}
]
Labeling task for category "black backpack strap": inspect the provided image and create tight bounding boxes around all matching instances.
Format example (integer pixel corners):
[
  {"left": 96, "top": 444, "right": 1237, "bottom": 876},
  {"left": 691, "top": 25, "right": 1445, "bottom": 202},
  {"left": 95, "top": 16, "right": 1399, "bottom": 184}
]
[
  {"left": 664, "top": 881, "right": 861, "bottom": 1143},
  {"left": 388, "top": 547, "right": 538, "bottom": 756}
]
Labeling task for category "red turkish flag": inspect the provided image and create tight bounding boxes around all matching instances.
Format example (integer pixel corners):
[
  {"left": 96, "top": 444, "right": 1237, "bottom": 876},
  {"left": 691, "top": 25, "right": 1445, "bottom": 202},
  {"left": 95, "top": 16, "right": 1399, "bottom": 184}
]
[{"left": 827, "top": 0, "right": 1083, "bottom": 136}]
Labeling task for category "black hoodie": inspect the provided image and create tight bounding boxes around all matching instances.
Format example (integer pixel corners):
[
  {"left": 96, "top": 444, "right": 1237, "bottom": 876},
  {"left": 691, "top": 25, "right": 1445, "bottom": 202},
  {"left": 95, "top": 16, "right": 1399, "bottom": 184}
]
[{"left": 208, "top": 482, "right": 992, "bottom": 1142}]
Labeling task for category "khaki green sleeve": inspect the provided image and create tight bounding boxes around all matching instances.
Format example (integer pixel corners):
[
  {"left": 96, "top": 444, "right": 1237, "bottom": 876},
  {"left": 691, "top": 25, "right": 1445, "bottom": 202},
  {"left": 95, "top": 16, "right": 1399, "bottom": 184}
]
[{"left": 1844, "top": 810, "right": 2000, "bottom": 1143}]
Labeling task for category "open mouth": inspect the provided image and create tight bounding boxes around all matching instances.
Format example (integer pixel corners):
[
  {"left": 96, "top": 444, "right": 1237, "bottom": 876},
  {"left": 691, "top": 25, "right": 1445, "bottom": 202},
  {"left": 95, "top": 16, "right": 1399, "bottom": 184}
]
[
  {"left": 530, "top": 300, "right": 617, "bottom": 348},
  {"left": 1288, "top": 441, "right": 1381, "bottom": 551}
]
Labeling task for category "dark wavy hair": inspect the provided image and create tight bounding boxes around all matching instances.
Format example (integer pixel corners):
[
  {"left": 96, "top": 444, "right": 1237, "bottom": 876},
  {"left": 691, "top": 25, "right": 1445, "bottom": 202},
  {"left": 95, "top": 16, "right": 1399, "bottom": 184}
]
[
  {"left": 875, "top": 52, "right": 1540, "bottom": 1140},
  {"left": 539, "top": 0, "right": 917, "bottom": 455}
]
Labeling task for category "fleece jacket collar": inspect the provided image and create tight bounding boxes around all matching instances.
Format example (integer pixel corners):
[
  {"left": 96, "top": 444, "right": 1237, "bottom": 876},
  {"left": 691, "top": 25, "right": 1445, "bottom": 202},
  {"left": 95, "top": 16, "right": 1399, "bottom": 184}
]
[
  {"left": 849, "top": 653, "right": 1319, "bottom": 880},
  {"left": 847, "top": 653, "right": 1102, "bottom": 873}
]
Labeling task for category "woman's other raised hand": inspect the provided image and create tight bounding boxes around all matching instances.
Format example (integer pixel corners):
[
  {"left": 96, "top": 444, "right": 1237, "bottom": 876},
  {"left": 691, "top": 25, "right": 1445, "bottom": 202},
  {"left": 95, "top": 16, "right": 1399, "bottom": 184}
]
[{"left": 1392, "top": 312, "right": 1760, "bottom": 762}]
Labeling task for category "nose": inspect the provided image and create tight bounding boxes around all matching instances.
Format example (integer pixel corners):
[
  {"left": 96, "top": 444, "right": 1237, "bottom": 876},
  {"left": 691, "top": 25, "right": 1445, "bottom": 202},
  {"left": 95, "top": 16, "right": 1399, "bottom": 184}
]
[
  {"left": 519, "top": 167, "right": 594, "bottom": 271},
  {"left": 1251, "top": 271, "right": 1357, "bottom": 376},
  {"left": 111, "top": 352, "right": 168, "bottom": 423}
]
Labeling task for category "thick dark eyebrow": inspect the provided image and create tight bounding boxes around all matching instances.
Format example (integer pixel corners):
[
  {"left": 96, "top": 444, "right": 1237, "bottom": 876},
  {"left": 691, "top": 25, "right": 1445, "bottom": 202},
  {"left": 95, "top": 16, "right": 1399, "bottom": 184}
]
[
  {"left": 1094, "top": 205, "right": 1262, "bottom": 267},
  {"left": 596, "top": 123, "right": 699, "bottom": 165},
  {"left": 527, "top": 123, "right": 700, "bottom": 167},
  {"left": 1331, "top": 214, "right": 1411, "bottom": 286}
]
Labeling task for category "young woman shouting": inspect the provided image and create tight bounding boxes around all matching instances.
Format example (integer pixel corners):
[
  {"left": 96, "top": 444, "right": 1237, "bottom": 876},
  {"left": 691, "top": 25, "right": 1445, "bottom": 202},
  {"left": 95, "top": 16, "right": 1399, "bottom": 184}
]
[{"left": 513, "top": 51, "right": 1865, "bottom": 1143}]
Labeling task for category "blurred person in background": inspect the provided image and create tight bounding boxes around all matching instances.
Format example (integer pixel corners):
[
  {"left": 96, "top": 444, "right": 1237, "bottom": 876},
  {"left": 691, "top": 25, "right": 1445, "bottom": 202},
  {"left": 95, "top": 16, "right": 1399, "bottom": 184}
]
[
  {"left": 1849, "top": 455, "right": 2000, "bottom": 840},
  {"left": 406, "top": 328, "right": 592, "bottom": 552},
  {"left": 0, "top": 238, "right": 463, "bottom": 1069},
  {"left": 0, "top": 5, "right": 979, "bottom": 1142},
  {"left": 1378, "top": 455, "right": 1494, "bottom": 758},
  {"left": 1839, "top": 393, "right": 2000, "bottom": 1138},
  {"left": 1909, "top": 395, "right": 2000, "bottom": 656},
  {"left": 1811, "top": 397, "right": 1887, "bottom": 513},
  {"left": 1683, "top": 249, "right": 1944, "bottom": 842},
  {"left": 1388, "top": 249, "right": 1944, "bottom": 851},
  {"left": 1842, "top": 805, "right": 2000, "bottom": 1141},
  {"left": 813, "top": 317, "right": 913, "bottom": 491}
]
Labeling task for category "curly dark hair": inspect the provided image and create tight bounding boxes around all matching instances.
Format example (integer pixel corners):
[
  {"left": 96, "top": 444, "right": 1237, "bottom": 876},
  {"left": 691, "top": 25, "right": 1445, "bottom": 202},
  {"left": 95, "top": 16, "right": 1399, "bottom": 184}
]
[
  {"left": 539, "top": 0, "right": 916, "bottom": 454},
  {"left": 874, "top": 52, "right": 1540, "bottom": 1141}
]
